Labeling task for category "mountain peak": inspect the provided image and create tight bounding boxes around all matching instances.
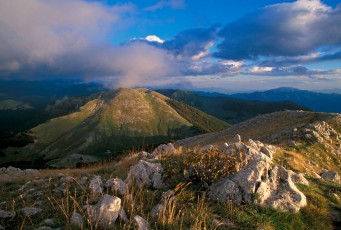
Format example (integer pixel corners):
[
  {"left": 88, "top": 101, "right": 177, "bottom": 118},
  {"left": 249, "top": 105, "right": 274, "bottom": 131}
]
[{"left": 2, "top": 89, "right": 228, "bottom": 168}]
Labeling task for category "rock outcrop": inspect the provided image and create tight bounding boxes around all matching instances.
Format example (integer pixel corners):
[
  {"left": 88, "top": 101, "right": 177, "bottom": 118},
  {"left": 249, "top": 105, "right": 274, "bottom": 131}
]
[
  {"left": 209, "top": 135, "right": 307, "bottom": 212},
  {"left": 208, "top": 178, "right": 242, "bottom": 204},
  {"left": 256, "top": 166, "right": 307, "bottom": 212},
  {"left": 125, "top": 160, "right": 164, "bottom": 189}
]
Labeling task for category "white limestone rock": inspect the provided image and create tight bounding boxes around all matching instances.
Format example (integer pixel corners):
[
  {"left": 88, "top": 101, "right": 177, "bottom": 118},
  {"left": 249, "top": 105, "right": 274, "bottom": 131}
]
[
  {"left": 209, "top": 178, "right": 242, "bottom": 204},
  {"left": 125, "top": 160, "right": 164, "bottom": 189},
  {"left": 85, "top": 195, "right": 124, "bottom": 228}
]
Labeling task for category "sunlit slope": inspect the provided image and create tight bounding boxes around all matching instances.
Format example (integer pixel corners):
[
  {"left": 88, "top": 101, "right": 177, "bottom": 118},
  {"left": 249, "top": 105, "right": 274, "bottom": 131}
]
[{"left": 8, "top": 88, "right": 229, "bottom": 167}]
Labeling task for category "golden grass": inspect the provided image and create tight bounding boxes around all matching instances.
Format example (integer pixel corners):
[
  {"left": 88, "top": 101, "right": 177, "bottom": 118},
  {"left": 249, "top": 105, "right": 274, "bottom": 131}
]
[
  {"left": 1, "top": 139, "right": 340, "bottom": 229},
  {"left": 0, "top": 152, "right": 139, "bottom": 184}
]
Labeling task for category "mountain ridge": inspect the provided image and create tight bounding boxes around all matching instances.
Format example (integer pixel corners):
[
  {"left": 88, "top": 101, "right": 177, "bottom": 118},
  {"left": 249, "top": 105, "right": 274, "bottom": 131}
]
[
  {"left": 157, "top": 89, "right": 311, "bottom": 124},
  {"left": 1, "top": 88, "right": 229, "bottom": 168},
  {"left": 231, "top": 87, "right": 341, "bottom": 113}
]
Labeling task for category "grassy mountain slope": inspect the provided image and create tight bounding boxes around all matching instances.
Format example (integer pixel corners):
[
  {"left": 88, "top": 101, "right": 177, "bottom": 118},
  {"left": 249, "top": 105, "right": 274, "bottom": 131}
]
[
  {"left": 157, "top": 89, "right": 310, "bottom": 124},
  {"left": 0, "top": 99, "right": 33, "bottom": 110},
  {"left": 0, "top": 80, "right": 105, "bottom": 136},
  {"left": 1, "top": 88, "right": 229, "bottom": 168},
  {"left": 176, "top": 110, "right": 341, "bottom": 176}
]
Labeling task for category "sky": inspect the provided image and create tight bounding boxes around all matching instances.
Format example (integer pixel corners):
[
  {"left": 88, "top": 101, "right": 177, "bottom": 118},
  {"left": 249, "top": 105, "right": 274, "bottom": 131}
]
[{"left": 0, "top": 0, "right": 341, "bottom": 93}]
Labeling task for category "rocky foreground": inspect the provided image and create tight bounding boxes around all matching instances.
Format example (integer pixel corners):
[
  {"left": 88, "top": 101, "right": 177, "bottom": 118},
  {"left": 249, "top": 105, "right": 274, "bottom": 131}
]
[{"left": 0, "top": 132, "right": 340, "bottom": 229}]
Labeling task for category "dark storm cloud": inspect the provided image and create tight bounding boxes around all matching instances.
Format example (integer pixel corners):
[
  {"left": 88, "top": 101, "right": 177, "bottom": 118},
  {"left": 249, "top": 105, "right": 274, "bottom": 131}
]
[
  {"left": 162, "top": 24, "right": 220, "bottom": 59},
  {"left": 214, "top": 0, "right": 341, "bottom": 61}
]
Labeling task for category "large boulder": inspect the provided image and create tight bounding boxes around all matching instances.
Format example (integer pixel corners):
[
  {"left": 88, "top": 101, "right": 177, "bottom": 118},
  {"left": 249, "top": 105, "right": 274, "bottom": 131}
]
[
  {"left": 209, "top": 137, "right": 307, "bottom": 212},
  {"left": 208, "top": 178, "right": 242, "bottom": 204},
  {"left": 85, "top": 195, "right": 126, "bottom": 228},
  {"left": 229, "top": 152, "right": 271, "bottom": 203},
  {"left": 125, "top": 160, "right": 164, "bottom": 189},
  {"left": 256, "top": 166, "right": 307, "bottom": 212}
]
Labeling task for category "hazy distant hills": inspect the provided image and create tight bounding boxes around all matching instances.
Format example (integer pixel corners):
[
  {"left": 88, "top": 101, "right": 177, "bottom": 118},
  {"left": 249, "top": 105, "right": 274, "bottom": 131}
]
[
  {"left": 157, "top": 89, "right": 310, "bottom": 124},
  {"left": 230, "top": 87, "right": 341, "bottom": 113},
  {"left": 0, "top": 80, "right": 106, "bottom": 136},
  {"left": 1, "top": 88, "right": 229, "bottom": 168},
  {"left": 0, "top": 79, "right": 105, "bottom": 108}
]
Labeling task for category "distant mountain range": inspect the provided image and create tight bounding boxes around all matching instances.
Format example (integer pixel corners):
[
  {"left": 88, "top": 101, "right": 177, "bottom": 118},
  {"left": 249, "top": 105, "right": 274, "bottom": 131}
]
[
  {"left": 229, "top": 87, "right": 341, "bottom": 113},
  {"left": 157, "top": 89, "right": 310, "bottom": 124}
]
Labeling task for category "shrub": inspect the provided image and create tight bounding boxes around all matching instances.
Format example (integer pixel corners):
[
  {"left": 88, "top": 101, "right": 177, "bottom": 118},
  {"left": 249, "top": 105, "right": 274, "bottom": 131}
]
[{"left": 183, "top": 148, "right": 241, "bottom": 184}]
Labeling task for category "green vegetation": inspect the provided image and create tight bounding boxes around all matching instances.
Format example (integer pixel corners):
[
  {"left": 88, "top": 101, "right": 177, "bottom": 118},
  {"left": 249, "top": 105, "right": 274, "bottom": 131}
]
[
  {"left": 166, "top": 99, "right": 230, "bottom": 132},
  {"left": 0, "top": 99, "right": 33, "bottom": 110},
  {"left": 183, "top": 148, "right": 241, "bottom": 184},
  {"left": 158, "top": 89, "right": 310, "bottom": 124},
  {"left": 1, "top": 88, "right": 230, "bottom": 168}
]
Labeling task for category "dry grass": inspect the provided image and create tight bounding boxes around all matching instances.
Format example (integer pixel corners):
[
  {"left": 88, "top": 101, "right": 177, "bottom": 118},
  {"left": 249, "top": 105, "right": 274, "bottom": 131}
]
[
  {"left": 1, "top": 141, "right": 340, "bottom": 229},
  {"left": 0, "top": 152, "right": 139, "bottom": 185}
]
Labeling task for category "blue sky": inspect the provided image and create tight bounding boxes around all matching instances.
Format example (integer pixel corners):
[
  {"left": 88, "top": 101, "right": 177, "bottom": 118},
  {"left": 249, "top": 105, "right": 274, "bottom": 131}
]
[{"left": 0, "top": 0, "right": 340, "bottom": 92}]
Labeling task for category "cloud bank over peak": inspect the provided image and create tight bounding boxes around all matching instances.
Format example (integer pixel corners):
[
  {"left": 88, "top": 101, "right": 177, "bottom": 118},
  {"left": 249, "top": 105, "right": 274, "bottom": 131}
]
[{"left": 0, "top": 0, "right": 178, "bottom": 87}]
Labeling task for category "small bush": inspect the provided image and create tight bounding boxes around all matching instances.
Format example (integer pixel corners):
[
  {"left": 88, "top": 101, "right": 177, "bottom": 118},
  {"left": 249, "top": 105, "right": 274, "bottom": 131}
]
[{"left": 183, "top": 148, "right": 242, "bottom": 184}]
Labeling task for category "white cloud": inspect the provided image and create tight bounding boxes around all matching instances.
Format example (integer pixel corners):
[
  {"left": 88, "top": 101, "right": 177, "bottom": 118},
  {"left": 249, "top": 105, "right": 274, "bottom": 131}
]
[
  {"left": 250, "top": 67, "right": 274, "bottom": 73},
  {"left": 145, "top": 35, "right": 164, "bottom": 44}
]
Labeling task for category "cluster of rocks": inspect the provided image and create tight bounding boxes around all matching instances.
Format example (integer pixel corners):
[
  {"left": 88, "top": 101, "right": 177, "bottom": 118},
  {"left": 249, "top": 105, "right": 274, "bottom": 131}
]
[
  {"left": 70, "top": 157, "right": 167, "bottom": 229},
  {"left": 269, "top": 120, "right": 341, "bottom": 149},
  {"left": 1, "top": 135, "right": 340, "bottom": 228},
  {"left": 0, "top": 166, "right": 40, "bottom": 179},
  {"left": 208, "top": 135, "right": 308, "bottom": 212},
  {"left": 67, "top": 144, "right": 176, "bottom": 229}
]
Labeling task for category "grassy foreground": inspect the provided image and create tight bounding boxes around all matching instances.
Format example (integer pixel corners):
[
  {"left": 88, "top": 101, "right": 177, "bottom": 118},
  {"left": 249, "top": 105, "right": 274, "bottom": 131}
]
[{"left": 0, "top": 148, "right": 340, "bottom": 230}]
